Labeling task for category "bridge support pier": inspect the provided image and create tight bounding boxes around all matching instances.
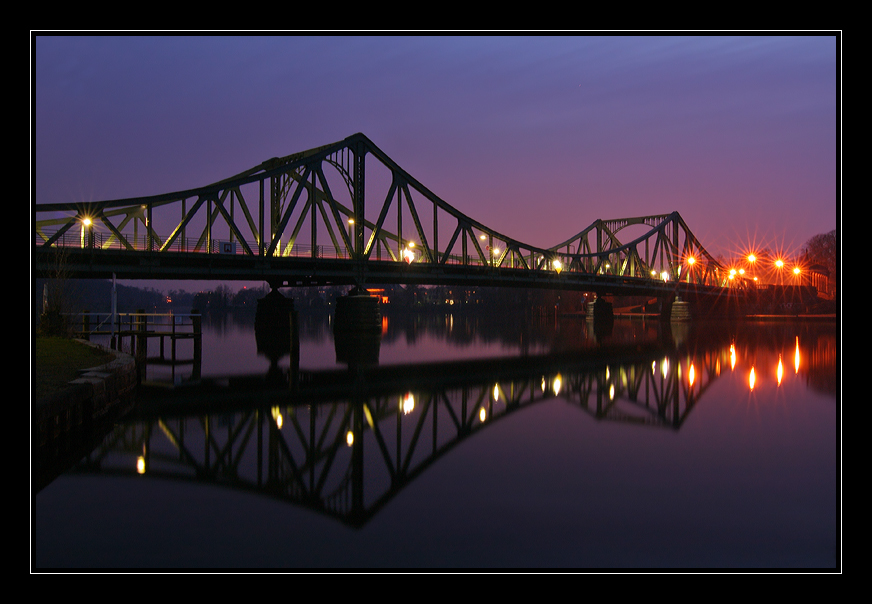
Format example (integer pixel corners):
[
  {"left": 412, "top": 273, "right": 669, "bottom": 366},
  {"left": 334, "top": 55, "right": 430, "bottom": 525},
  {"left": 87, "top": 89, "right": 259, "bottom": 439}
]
[
  {"left": 334, "top": 287, "right": 382, "bottom": 367},
  {"left": 585, "top": 296, "right": 614, "bottom": 323},
  {"left": 255, "top": 287, "right": 299, "bottom": 383},
  {"left": 670, "top": 295, "right": 691, "bottom": 322}
]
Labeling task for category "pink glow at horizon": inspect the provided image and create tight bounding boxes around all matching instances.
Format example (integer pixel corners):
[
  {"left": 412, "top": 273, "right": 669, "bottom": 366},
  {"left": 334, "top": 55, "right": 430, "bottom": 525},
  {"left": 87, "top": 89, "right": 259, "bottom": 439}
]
[{"left": 33, "top": 35, "right": 839, "bottom": 290}]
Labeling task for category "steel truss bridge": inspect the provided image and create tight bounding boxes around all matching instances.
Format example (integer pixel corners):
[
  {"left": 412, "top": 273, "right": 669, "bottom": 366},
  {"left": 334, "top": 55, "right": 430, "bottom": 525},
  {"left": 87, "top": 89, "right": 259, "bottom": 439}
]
[
  {"left": 56, "top": 337, "right": 724, "bottom": 528},
  {"left": 34, "top": 133, "right": 745, "bottom": 300}
]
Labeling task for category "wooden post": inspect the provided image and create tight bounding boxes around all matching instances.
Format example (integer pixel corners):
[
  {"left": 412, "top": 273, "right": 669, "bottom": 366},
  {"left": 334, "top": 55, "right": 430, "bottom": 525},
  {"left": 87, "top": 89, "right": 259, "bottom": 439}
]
[
  {"left": 136, "top": 309, "right": 146, "bottom": 382},
  {"left": 191, "top": 309, "right": 202, "bottom": 380}
]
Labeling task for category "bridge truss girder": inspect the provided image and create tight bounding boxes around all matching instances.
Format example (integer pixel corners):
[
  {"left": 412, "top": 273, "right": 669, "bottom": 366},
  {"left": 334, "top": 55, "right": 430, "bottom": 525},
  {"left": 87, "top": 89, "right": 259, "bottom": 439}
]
[{"left": 34, "top": 132, "right": 737, "bottom": 293}]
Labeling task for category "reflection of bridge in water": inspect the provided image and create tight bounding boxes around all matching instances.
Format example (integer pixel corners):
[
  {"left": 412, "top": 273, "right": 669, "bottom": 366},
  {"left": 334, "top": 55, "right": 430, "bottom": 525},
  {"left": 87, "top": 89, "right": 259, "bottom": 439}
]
[{"left": 65, "top": 330, "right": 730, "bottom": 528}]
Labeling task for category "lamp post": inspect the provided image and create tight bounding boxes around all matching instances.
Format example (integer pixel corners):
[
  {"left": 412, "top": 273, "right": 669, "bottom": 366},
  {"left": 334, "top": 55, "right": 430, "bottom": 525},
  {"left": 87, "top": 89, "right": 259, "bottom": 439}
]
[{"left": 80, "top": 217, "right": 92, "bottom": 249}]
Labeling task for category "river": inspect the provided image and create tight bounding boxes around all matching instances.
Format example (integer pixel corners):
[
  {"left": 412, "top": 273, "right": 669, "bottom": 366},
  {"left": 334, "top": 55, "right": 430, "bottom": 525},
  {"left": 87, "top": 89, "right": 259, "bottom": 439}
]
[{"left": 32, "top": 307, "right": 840, "bottom": 570}]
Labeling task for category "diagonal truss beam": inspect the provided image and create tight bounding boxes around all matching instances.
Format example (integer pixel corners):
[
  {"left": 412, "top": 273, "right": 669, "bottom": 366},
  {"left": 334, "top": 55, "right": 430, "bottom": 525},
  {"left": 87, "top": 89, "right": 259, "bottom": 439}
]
[{"left": 34, "top": 133, "right": 730, "bottom": 290}]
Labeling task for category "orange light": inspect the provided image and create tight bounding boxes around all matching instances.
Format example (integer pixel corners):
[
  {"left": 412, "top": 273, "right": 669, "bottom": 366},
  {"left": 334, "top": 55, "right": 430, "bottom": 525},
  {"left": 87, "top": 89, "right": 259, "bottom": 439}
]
[{"left": 794, "top": 336, "right": 800, "bottom": 373}]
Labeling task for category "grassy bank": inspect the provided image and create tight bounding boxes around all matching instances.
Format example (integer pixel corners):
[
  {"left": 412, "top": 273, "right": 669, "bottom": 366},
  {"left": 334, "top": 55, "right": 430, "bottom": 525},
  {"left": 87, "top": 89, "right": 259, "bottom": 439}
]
[{"left": 32, "top": 337, "right": 116, "bottom": 401}]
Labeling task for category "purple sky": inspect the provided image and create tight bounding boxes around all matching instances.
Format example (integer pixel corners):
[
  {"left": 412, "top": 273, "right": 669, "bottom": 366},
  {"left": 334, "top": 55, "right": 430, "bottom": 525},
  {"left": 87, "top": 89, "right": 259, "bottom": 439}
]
[{"left": 33, "top": 34, "right": 839, "bottom": 291}]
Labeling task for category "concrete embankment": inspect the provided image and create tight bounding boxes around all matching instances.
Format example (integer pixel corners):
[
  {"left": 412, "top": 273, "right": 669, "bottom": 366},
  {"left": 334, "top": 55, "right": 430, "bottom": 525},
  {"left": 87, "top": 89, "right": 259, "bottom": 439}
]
[{"left": 33, "top": 341, "right": 138, "bottom": 450}]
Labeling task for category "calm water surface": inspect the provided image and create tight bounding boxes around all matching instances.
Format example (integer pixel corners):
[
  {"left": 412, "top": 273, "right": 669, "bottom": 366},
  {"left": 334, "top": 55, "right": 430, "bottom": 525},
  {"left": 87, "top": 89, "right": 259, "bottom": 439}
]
[{"left": 33, "top": 309, "right": 840, "bottom": 570}]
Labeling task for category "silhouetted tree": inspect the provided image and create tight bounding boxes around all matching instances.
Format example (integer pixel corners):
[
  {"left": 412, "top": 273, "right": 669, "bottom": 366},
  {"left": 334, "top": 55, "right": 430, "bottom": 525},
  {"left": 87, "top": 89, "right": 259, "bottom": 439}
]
[{"left": 801, "top": 229, "right": 837, "bottom": 294}]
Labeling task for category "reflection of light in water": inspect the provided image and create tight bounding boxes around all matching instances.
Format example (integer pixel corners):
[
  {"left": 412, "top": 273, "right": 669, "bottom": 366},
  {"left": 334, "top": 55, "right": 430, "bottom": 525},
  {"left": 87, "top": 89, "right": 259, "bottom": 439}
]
[
  {"left": 271, "top": 406, "right": 282, "bottom": 429},
  {"left": 661, "top": 358, "right": 669, "bottom": 378},
  {"left": 479, "top": 407, "right": 487, "bottom": 423},
  {"left": 795, "top": 336, "right": 801, "bottom": 373},
  {"left": 541, "top": 376, "right": 546, "bottom": 392},
  {"left": 401, "top": 392, "right": 415, "bottom": 415},
  {"left": 688, "top": 362, "right": 695, "bottom": 388},
  {"left": 777, "top": 355, "right": 784, "bottom": 386},
  {"left": 137, "top": 456, "right": 146, "bottom": 474},
  {"left": 552, "top": 374, "right": 562, "bottom": 396},
  {"left": 346, "top": 431, "right": 354, "bottom": 446},
  {"left": 493, "top": 384, "right": 499, "bottom": 402},
  {"left": 749, "top": 367, "right": 756, "bottom": 391},
  {"left": 609, "top": 383, "right": 615, "bottom": 400},
  {"left": 730, "top": 343, "right": 736, "bottom": 370}
]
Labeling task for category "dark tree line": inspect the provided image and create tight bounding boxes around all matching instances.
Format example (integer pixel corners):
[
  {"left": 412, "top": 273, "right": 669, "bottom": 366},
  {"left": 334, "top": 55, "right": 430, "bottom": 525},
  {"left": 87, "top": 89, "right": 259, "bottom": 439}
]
[{"left": 801, "top": 229, "right": 837, "bottom": 296}]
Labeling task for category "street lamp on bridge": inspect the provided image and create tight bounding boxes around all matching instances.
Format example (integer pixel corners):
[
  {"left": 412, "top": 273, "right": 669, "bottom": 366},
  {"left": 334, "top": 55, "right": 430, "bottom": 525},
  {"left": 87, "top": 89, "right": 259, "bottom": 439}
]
[{"left": 80, "top": 216, "right": 93, "bottom": 249}]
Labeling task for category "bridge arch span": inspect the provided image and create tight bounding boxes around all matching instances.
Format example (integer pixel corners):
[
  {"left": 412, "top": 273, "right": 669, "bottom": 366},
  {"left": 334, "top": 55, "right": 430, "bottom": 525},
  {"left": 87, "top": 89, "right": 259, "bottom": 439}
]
[{"left": 34, "top": 133, "right": 739, "bottom": 301}]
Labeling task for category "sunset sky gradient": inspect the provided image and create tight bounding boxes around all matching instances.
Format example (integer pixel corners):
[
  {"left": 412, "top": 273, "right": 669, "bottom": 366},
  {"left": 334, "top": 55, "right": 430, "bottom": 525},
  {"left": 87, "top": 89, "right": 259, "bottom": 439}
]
[{"left": 33, "top": 34, "right": 839, "bottom": 289}]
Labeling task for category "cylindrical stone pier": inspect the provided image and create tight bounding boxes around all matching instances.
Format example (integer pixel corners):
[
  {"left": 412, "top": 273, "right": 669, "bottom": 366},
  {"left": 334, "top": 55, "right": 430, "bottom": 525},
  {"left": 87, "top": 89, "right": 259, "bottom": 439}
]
[
  {"left": 255, "top": 288, "right": 300, "bottom": 383},
  {"left": 334, "top": 287, "right": 382, "bottom": 366},
  {"left": 670, "top": 297, "right": 691, "bottom": 322},
  {"left": 585, "top": 297, "right": 614, "bottom": 323}
]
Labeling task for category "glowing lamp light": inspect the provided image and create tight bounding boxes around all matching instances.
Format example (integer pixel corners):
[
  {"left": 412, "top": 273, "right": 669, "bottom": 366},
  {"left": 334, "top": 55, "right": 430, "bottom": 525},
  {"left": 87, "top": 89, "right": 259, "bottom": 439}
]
[
  {"left": 401, "top": 392, "right": 415, "bottom": 414},
  {"left": 794, "top": 336, "right": 801, "bottom": 373},
  {"left": 80, "top": 216, "right": 93, "bottom": 248},
  {"left": 402, "top": 246, "right": 415, "bottom": 264},
  {"left": 793, "top": 267, "right": 801, "bottom": 275},
  {"left": 479, "top": 407, "right": 487, "bottom": 423},
  {"left": 136, "top": 456, "right": 146, "bottom": 474},
  {"left": 553, "top": 259, "right": 563, "bottom": 273},
  {"left": 747, "top": 254, "right": 756, "bottom": 263},
  {"left": 775, "top": 259, "right": 784, "bottom": 268},
  {"left": 749, "top": 367, "right": 756, "bottom": 391},
  {"left": 687, "top": 256, "right": 695, "bottom": 266},
  {"left": 346, "top": 431, "right": 354, "bottom": 446}
]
